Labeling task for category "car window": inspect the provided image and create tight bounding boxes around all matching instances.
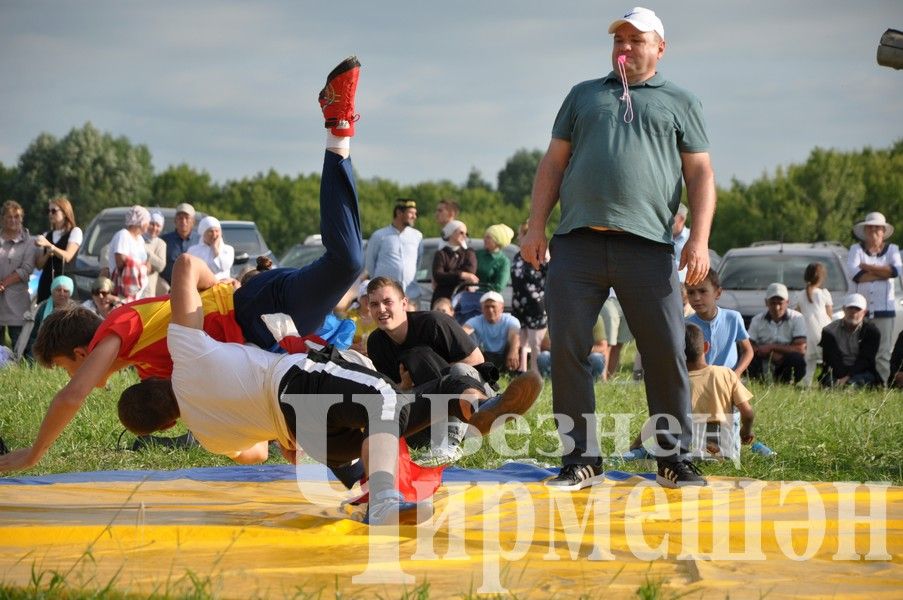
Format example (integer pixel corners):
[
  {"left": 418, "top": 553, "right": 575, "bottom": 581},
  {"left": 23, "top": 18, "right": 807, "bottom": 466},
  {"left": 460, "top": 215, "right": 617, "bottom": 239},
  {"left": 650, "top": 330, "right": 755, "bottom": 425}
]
[
  {"left": 82, "top": 216, "right": 125, "bottom": 258},
  {"left": 222, "top": 226, "right": 266, "bottom": 255},
  {"left": 279, "top": 244, "right": 327, "bottom": 269},
  {"left": 719, "top": 254, "right": 848, "bottom": 291}
]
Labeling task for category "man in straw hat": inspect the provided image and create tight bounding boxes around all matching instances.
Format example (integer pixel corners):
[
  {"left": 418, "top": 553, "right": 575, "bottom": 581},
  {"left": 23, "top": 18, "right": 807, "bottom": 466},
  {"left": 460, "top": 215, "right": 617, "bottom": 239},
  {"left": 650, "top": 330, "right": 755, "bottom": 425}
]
[{"left": 847, "top": 211, "right": 902, "bottom": 383}]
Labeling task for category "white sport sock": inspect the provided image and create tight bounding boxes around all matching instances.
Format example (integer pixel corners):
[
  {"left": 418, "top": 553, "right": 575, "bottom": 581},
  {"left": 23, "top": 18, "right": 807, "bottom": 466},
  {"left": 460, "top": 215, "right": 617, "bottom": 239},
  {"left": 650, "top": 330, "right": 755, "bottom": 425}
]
[{"left": 326, "top": 131, "right": 350, "bottom": 150}]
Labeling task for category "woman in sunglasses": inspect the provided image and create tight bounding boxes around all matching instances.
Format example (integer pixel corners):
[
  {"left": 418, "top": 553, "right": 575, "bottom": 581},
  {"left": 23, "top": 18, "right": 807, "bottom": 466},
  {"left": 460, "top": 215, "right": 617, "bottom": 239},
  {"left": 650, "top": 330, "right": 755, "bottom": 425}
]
[
  {"left": 34, "top": 196, "right": 82, "bottom": 303},
  {"left": 80, "top": 276, "right": 121, "bottom": 318}
]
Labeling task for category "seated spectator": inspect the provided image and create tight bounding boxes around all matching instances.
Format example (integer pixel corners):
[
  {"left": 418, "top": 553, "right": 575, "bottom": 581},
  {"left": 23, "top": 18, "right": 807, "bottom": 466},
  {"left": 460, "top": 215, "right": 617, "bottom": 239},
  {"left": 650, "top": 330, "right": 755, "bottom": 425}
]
[
  {"left": 538, "top": 319, "right": 606, "bottom": 381},
  {"left": 624, "top": 323, "right": 767, "bottom": 461},
  {"left": 463, "top": 291, "right": 521, "bottom": 373},
  {"left": 747, "top": 283, "right": 807, "bottom": 383},
  {"left": 344, "top": 279, "right": 378, "bottom": 356},
  {"left": 187, "top": 216, "right": 234, "bottom": 279},
  {"left": 890, "top": 329, "right": 903, "bottom": 388},
  {"left": 431, "top": 220, "right": 478, "bottom": 302},
  {"left": 80, "top": 276, "right": 122, "bottom": 318},
  {"left": 819, "top": 293, "right": 881, "bottom": 388},
  {"left": 431, "top": 297, "right": 454, "bottom": 318}
]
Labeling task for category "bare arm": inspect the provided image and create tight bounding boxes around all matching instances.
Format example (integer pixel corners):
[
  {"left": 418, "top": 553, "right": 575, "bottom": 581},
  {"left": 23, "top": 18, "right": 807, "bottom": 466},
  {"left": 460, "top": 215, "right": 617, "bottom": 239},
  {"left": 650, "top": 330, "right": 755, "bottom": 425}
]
[
  {"left": 0, "top": 335, "right": 122, "bottom": 472},
  {"left": 460, "top": 346, "right": 485, "bottom": 366},
  {"left": 734, "top": 339, "right": 754, "bottom": 376},
  {"left": 506, "top": 326, "right": 521, "bottom": 371},
  {"left": 520, "top": 138, "right": 571, "bottom": 269},
  {"left": 35, "top": 235, "right": 80, "bottom": 265},
  {"left": 233, "top": 440, "right": 270, "bottom": 464},
  {"left": 737, "top": 401, "right": 755, "bottom": 444},
  {"left": 679, "top": 151, "right": 716, "bottom": 286}
]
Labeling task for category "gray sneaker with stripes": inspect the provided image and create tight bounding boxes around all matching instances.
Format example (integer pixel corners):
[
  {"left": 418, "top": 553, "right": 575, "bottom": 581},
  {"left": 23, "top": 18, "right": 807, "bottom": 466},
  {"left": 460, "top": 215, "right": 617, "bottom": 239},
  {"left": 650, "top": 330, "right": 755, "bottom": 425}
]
[{"left": 545, "top": 462, "right": 606, "bottom": 491}]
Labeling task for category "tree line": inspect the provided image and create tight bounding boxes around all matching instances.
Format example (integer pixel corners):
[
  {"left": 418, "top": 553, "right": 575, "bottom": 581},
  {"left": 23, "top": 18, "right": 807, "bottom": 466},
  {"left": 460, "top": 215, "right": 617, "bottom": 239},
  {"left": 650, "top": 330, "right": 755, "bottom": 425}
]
[{"left": 1, "top": 122, "right": 900, "bottom": 257}]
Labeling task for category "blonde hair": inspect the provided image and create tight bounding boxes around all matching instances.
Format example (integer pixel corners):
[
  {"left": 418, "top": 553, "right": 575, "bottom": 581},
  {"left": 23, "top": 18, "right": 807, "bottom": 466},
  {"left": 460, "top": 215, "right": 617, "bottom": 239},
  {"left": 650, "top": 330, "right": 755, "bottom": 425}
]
[{"left": 2, "top": 200, "right": 24, "bottom": 219}]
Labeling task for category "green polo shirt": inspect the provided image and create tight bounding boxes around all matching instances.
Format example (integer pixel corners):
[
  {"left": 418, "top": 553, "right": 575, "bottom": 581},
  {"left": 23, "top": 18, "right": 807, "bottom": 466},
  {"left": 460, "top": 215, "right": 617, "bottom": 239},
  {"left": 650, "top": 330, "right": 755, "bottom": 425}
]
[{"left": 551, "top": 72, "right": 710, "bottom": 244}]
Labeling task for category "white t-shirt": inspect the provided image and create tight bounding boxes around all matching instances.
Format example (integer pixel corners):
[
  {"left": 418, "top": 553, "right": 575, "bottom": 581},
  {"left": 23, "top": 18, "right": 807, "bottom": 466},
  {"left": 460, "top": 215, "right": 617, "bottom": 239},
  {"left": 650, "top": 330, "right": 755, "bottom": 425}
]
[
  {"left": 51, "top": 227, "right": 83, "bottom": 247},
  {"left": 168, "top": 323, "right": 298, "bottom": 457},
  {"left": 108, "top": 229, "right": 148, "bottom": 274}
]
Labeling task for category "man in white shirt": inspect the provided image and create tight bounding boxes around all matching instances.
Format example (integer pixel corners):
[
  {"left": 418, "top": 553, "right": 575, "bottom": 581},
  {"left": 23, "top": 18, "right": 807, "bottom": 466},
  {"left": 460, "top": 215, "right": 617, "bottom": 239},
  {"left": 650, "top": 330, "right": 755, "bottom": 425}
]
[
  {"left": 747, "top": 283, "right": 808, "bottom": 383},
  {"left": 365, "top": 199, "right": 423, "bottom": 309}
]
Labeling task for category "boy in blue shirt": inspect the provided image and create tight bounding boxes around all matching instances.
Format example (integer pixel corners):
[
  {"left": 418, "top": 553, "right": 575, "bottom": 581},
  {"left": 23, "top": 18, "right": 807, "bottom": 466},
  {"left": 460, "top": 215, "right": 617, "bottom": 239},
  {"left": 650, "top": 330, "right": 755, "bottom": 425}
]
[{"left": 686, "top": 269, "right": 753, "bottom": 376}]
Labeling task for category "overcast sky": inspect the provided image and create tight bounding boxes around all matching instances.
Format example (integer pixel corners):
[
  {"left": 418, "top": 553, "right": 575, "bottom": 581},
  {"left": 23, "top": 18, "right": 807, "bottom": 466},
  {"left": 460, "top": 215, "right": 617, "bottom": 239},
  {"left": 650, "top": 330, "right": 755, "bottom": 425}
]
[{"left": 1, "top": 1, "right": 901, "bottom": 189}]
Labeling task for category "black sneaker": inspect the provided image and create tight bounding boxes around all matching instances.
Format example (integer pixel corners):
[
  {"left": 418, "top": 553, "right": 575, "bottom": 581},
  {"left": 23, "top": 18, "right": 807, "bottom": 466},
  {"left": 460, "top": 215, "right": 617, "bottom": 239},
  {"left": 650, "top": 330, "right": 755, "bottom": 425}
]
[
  {"left": 545, "top": 462, "right": 605, "bottom": 491},
  {"left": 656, "top": 460, "right": 707, "bottom": 488}
]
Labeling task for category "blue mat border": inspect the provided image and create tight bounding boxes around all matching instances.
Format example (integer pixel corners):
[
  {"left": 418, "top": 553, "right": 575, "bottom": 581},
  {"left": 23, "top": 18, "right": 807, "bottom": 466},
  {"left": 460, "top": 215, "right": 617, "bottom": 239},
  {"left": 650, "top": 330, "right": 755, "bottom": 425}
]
[{"left": 0, "top": 463, "right": 654, "bottom": 485}]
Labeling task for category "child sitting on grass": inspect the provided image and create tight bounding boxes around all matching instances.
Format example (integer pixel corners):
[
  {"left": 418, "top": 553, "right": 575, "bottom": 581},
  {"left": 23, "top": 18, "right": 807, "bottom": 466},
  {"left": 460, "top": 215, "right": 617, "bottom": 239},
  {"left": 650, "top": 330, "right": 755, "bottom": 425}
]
[{"left": 622, "top": 323, "right": 772, "bottom": 461}]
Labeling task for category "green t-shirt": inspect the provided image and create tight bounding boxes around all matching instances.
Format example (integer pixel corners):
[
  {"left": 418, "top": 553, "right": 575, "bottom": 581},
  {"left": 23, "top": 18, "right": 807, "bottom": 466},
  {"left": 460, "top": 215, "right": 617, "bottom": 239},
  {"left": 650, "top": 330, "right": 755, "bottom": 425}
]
[{"left": 551, "top": 72, "right": 709, "bottom": 244}]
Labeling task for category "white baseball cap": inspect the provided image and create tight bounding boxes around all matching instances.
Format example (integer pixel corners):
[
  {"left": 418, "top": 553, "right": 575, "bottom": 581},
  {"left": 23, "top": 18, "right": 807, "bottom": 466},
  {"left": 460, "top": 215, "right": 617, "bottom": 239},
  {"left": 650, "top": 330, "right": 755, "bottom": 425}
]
[
  {"left": 608, "top": 7, "right": 665, "bottom": 40},
  {"left": 765, "top": 282, "right": 789, "bottom": 300},
  {"left": 843, "top": 293, "right": 867, "bottom": 311},
  {"left": 480, "top": 291, "right": 504, "bottom": 305}
]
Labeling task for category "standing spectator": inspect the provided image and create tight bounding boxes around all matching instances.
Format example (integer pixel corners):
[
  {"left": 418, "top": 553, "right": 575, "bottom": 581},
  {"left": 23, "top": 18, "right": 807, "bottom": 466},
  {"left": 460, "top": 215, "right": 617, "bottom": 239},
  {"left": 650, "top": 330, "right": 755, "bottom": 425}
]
[
  {"left": 33, "top": 196, "right": 81, "bottom": 303},
  {"left": 511, "top": 221, "right": 548, "bottom": 373},
  {"left": 160, "top": 203, "right": 198, "bottom": 285},
  {"left": 599, "top": 290, "right": 633, "bottom": 379},
  {"left": 432, "top": 219, "right": 478, "bottom": 303},
  {"left": 108, "top": 206, "right": 151, "bottom": 302},
  {"left": 520, "top": 7, "right": 716, "bottom": 489},
  {"left": 747, "top": 283, "right": 808, "bottom": 383},
  {"left": 145, "top": 211, "right": 169, "bottom": 296},
  {"left": 435, "top": 198, "right": 460, "bottom": 230},
  {"left": 80, "top": 276, "right": 121, "bottom": 318},
  {"left": 476, "top": 223, "right": 513, "bottom": 293},
  {"left": 847, "top": 212, "right": 901, "bottom": 383},
  {"left": 672, "top": 203, "right": 690, "bottom": 274},
  {"left": 819, "top": 293, "right": 881, "bottom": 388},
  {"left": 463, "top": 291, "right": 521, "bottom": 373},
  {"left": 187, "top": 216, "right": 234, "bottom": 280},
  {"left": 0, "top": 201, "right": 36, "bottom": 350},
  {"left": 365, "top": 199, "right": 423, "bottom": 308},
  {"left": 793, "top": 262, "right": 833, "bottom": 386}
]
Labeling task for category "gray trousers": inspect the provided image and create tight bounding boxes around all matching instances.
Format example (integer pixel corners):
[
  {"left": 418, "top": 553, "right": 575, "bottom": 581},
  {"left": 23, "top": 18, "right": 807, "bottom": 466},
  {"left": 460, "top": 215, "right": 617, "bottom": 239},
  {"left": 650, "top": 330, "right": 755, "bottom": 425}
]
[{"left": 546, "top": 229, "right": 691, "bottom": 465}]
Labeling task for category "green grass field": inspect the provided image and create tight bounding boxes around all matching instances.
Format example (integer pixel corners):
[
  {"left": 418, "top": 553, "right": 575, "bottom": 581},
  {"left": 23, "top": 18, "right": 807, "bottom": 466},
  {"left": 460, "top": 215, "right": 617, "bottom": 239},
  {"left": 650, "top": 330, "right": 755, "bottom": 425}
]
[
  {"left": 1, "top": 351, "right": 900, "bottom": 484},
  {"left": 1, "top": 353, "right": 901, "bottom": 600}
]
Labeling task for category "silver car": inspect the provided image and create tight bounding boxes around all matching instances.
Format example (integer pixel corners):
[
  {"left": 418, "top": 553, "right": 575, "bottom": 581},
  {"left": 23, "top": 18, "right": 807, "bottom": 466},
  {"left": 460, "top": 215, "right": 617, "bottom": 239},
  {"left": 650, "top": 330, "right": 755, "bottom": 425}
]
[{"left": 717, "top": 241, "right": 903, "bottom": 339}]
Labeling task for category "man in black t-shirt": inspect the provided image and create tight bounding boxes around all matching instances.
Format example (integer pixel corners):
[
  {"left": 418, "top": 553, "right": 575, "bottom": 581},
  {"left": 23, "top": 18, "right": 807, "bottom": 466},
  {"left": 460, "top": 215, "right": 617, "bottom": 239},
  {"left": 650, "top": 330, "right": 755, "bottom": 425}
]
[{"left": 365, "top": 276, "right": 488, "bottom": 465}]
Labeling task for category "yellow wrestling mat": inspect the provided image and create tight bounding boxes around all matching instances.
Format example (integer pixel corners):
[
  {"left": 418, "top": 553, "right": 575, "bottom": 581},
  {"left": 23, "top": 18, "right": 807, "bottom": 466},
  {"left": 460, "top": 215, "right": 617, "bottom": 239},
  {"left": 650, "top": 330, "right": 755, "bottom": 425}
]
[{"left": 1, "top": 464, "right": 901, "bottom": 599}]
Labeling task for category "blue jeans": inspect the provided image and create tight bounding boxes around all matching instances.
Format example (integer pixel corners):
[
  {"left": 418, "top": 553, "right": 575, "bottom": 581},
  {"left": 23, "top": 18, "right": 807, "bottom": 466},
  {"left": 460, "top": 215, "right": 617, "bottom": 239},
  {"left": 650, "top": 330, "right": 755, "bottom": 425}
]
[
  {"left": 234, "top": 151, "right": 364, "bottom": 350},
  {"left": 538, "top": 350, "right": 605, "bottom": 380},
  {"left": 546, "top": 229, "right": 691, "bottom": 465}
]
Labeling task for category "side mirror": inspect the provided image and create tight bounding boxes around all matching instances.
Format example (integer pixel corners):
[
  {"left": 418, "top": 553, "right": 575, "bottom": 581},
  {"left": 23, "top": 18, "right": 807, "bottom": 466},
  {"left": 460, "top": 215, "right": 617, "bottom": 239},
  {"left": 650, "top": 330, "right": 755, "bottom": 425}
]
[{"left": 234, "top": 252, "right": 250, "bottom": 264}]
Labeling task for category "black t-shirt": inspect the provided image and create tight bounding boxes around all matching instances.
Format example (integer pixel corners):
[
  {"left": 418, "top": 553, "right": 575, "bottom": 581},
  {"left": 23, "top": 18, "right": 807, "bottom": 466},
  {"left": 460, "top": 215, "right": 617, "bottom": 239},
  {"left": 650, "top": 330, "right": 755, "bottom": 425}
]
[{"left": 367, "top": 311, "right": 477, "bottom": 383}]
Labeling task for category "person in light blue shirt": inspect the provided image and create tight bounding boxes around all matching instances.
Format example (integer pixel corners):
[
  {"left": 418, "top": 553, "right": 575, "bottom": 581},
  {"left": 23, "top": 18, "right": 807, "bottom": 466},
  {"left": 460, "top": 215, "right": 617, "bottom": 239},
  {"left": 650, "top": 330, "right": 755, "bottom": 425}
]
[
  {"left": 463, "top": 291, "right": 521, "bottom": 372},
  {"left": 685, "top": 269, "right": 753, "bottom": 375},
  {"left": 365, "top": 199, "right": 423, "bottom": 307}
]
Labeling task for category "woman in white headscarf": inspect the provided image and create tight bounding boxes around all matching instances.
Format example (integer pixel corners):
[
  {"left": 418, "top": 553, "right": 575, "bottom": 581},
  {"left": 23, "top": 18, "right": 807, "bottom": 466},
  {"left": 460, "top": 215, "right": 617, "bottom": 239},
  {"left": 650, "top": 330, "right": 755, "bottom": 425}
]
[
  {"left": 108, "top": 205, "right": 150, "bottom": 302},
  {"left": 187, "top": 216, "right": 234, "bottom": 279}
]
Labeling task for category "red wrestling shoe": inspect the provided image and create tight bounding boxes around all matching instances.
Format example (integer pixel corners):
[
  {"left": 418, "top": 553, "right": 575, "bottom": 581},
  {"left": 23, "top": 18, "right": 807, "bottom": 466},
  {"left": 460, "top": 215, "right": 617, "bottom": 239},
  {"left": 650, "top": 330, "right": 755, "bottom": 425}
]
[{"left": 319, "top": 56, "right": 360, "bottom": 136}]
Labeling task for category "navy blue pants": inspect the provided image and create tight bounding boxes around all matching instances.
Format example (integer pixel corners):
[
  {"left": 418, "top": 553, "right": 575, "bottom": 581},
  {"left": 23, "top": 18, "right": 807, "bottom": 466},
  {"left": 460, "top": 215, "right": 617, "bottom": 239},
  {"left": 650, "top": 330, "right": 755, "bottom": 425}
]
[
  {"left": 546, "top": 229, "right": 692, "bottom": 465},
  {"left": 234, "top": 151, "right": 364, "bottom": 350}
]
